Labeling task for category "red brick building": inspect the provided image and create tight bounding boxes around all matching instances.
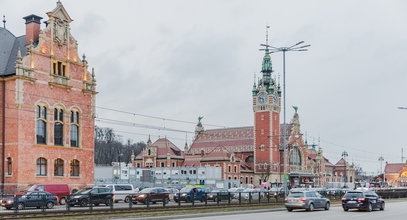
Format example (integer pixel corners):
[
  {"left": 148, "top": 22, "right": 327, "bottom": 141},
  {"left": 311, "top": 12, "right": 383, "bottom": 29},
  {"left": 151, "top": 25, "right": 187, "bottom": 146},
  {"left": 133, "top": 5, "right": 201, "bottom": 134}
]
[{"left": 0, "top": 1, "right": 96, "bottom": 193}]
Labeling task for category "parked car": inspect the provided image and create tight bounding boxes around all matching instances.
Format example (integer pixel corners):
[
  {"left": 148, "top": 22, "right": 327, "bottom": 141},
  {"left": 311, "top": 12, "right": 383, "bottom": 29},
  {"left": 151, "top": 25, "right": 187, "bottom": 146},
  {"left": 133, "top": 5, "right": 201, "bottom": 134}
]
[
  {"left": 174, "top": 187, "right": 206, "bottom": 203},
  {"left": 229, "top": 188, "right": 246, "bottom": 199},
  {"left": 241, "top": 189, "right": 263, "bottom": 200},
  {"left": 268, "top": 187, "right": 284, "bottom": 198},
  {"left": 17, "top": 184, "right": 70, "bottom": 205},
  {"left": 1, "top": 191, "right": 57, "bottom": 210},
  {"left": 165, "top": 188, "right": 179, "bottom": 201},
  {"left": 131, "top": 187, "right": 170, "bottom": 204},
  {"left": 98, "top": 184, "right": 138, "bottom": 203},
  {"left": 284, "top": 191, "right": 330, "bottom": 212},
  {"left": 206, "top": 189, "right": 230, "bottom": 202},
  {"left": 67, "top": 187, "right": 112, "bottom": 207},
  {"left": 341, "top": 190, "right": 385, "bottom": 212}
]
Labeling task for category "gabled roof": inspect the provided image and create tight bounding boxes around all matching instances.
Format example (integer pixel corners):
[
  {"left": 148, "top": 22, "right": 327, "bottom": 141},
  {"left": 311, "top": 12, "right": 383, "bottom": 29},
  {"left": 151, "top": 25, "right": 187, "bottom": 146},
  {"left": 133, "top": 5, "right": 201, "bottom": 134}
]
[
  {"left": 324, "top": 157, "right": 334, "bottom": 166},
  {"left": 335, "top": 158, "right": 348, "bottom": 166},
  {"left": 385, "top": 163, "right": 406, "bottom": 173},
  {"left": 0, "top": 27, "right": 26, "bottom": 76},
  {"left": 153, "top": 138, "right": 183, "bottom": 157},
  {"left": 189, "top": 126, "right": 254, "bottom": 154}
]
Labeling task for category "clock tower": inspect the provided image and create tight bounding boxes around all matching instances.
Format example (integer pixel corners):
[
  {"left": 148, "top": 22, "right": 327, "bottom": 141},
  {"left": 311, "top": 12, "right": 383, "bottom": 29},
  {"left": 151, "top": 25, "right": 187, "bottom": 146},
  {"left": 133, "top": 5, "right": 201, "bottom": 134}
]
[{"left": 252, "top": 31, "right": 281, "bottom": 183}]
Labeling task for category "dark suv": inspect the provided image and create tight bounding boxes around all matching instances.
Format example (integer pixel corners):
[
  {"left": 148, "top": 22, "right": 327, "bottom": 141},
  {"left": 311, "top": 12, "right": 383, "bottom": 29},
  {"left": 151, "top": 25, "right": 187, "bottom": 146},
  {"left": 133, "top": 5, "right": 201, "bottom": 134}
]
[
  {"left": 342, "top": 190, "right": 385, "bottom": 212},
  {"left": 1, "top": 191, "right": 57, "bottom": 210},
  {"left": 174, "top": 187, "right": 206, "bottom": 203},
  {"left": 67, "top": 187, "right": 112, "bottom": 207},
  {"left": 131, "top": 187, "right": 170, "bottom": 204}
]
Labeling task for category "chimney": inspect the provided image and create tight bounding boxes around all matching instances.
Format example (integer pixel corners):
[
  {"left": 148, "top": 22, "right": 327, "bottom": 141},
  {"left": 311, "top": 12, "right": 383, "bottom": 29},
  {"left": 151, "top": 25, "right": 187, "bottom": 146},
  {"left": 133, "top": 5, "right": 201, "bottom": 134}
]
[{"left": 22, "top": 14, "right": 43, "bottom": 45}]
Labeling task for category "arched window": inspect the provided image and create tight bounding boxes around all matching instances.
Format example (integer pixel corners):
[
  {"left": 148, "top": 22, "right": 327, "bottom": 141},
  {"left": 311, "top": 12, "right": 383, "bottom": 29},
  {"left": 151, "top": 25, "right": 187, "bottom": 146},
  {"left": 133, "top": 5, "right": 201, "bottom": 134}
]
[
  {"left": 54, "top": 108, "right": 64, "bottom": 146},
  {"left": 228, "top": 165, "right": 231, "bottom": 172},
  {"left": 70, "top": 159, "right": 80, "bottom": 176},
  {"left": 289, "top": 147, "right": 302, "bottom": 166},
  {"left": 245, "top": 176, "right": 248, "bottom": 184},
  {"left": 54, "top": 158, "right": 64, "bottom": 176},
  {"left": 36, "top": 106, "right": 47, "bottom": 144},
  {"left": 36, "top": 157, "right": 47, "bottom": 176},
  {"left": 234, "top": 165, "right": 237, "bottom": 173},
  {"left": 70, "top": 111, "right": 80, "bottom": 147},
  {"left": 6, "top": 157, "right": 12, "bottom": 175}
]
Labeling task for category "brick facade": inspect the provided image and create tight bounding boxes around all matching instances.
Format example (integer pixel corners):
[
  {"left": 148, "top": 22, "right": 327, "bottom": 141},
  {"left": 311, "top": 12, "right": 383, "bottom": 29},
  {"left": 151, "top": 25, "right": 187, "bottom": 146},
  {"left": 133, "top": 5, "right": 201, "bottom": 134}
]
[{"left": 0, "top": 2, "right": 96, "bottom": 192}]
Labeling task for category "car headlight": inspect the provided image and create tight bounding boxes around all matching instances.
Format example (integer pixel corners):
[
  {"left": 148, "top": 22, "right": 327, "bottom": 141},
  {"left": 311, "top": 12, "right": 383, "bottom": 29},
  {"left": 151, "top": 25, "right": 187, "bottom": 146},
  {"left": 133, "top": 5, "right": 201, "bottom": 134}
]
[
  {"left": 139, "top": 194, "right": 146, "bottom": 198},
  {"left": 7, "top": 200, "right": 12, "bottom": 204},
  {"left": 182, "top": 193, "right": 187, "bottom": 196},
  {"left": 73, "top": 196, "right": 81, "bottom": 199}
]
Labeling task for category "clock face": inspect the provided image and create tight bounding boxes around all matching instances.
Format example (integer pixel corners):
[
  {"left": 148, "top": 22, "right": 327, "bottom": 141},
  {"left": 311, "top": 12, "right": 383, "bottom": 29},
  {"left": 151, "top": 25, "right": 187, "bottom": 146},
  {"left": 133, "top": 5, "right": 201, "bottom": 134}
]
[{"left": 258, "top": 94, "right": 267, "bottom": 104}]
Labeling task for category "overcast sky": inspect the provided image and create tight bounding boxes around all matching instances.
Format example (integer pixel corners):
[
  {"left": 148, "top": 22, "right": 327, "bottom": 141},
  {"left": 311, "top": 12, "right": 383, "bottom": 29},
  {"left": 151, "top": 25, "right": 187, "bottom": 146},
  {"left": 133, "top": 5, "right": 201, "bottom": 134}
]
[{"left": 2, "top": 0, "right": 407, "bottom": 173}]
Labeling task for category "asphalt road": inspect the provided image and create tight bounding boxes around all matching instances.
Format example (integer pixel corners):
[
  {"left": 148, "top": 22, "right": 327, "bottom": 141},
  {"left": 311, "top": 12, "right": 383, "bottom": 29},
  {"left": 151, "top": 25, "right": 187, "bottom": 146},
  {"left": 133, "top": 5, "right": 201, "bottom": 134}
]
[{"left": 172, "top": 200, "right": 407, "bottom": 220}]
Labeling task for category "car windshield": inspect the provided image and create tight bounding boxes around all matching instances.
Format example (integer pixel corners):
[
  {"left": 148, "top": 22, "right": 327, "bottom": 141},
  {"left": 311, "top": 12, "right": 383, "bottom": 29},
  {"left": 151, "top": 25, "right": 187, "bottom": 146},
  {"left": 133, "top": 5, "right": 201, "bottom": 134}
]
[
  {"left": 139, "top": 188, "right": 153, "bottom": 193},
  {"left": 344, "top": 192, "right": 363, "bottom": 199},
  {"left": 76, "top": 189, "right": 92, "bottom": 195},
  {"left": 288, "top": 192, "right": 305, "bottom": 198},
  {"left": 180, "top": 187, "right": 193, "bottom": 193}
]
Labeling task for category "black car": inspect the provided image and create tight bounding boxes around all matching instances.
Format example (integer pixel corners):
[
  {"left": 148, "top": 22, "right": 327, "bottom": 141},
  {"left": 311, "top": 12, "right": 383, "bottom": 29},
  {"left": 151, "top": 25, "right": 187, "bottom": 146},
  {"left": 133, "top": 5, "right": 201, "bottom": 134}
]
[
  {"left": 0, "top": 191, "right": 57, "bottom": 210},
  {"left": 206, "top": 189, "right": 230, "bottom": 202},
  {"left": 342, "top": 190, "right": 385, "bottom": 212},
  {"left": 67, "top": 187, "right": 113, "bottom": 207}
]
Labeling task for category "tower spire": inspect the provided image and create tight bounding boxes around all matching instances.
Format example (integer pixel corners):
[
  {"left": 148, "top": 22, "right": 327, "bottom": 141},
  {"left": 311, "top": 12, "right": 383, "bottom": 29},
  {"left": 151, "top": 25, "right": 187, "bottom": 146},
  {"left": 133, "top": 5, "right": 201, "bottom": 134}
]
[{"left": 2, "top": 15, "right": 5, "bottom": 29}]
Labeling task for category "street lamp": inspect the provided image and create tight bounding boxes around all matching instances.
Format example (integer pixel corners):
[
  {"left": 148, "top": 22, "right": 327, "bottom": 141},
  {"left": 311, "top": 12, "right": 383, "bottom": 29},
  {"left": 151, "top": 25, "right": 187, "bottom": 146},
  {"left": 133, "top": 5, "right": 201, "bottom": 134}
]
[
  {"left": 378, "top": 156, "right": 384, "bottom": 185},
  {"left": 260, "top": 38, "right": 310, "bottom": 197},
  {"left": 341, "top": 151, "right": 348, "bottom": 186}
]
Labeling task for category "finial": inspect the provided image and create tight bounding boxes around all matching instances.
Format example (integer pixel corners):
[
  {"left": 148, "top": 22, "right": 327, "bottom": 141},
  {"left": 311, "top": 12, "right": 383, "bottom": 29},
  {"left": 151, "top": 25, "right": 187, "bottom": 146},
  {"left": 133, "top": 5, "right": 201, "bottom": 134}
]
[
  {"left": 253, "top": 73, "right": 256, "bottom": 86},
  {"left": 2, "top": 15, "right": 5, "bottom": 29},
  {"left": 82, "top": 54, "right": 88, "bottom": 64},
  {"left": 266, "top": 25, "right": 270, "bottom": 45},
  {"left": 17, "top": 48, "right": 22, "bottom": 59},
  {"left": 292, "top": 106, "right": 298, "bottom": 113},
  {"left": 57, "top": 0, "right": 62, "bottom": 5}
]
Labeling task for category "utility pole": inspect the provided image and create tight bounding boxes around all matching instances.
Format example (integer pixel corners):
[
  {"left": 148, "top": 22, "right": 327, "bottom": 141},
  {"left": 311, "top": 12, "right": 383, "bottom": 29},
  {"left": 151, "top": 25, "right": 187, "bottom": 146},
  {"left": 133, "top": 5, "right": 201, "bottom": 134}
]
[
  {"left": 378, "top": 156, "right": 384, "bottom": 186},
  {"left": 342, "top": 151, "right": 348, "bottom": 187}
]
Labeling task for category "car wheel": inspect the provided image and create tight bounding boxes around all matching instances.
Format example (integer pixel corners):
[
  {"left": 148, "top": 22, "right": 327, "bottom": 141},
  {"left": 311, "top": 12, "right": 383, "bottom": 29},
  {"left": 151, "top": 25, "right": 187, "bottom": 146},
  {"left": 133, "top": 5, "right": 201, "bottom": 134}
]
[
  {"left": 46, "top": 202, "right": 54, "bottom": 209},
  {"left": 367, "top": 203, "right": 372, "bottom": 212},
  {"left": 124, "top": 196, "right": 131, "bottom": 203},
  {"left": 325, "top": 202, "right": 330, "bottom": 210},
  {"left": 5, "top": 207, "right": 11, "bottom": 210},
  {"left": 94, "top": 203, "right": 100, "bottom": 206},
  {"left": 307, "top": 203, "right": 314, "bottom": 212},
  {"left": 105, "top": 198, "right": 113, "bottom": 206},
  {"left": 380, "top": 202, "right": 385, "bottom": 211},
  {"left": 163, "top": 197, "right": 169, "bottom": 204},
  {"left": 80, "top": 199, "right": 89, "bottom": 207},
  {"left": 287, "top": 208, "right": 293, "bottom": 212},
  {"left": 17, "top": 203, "right": 25, "bottom": 210},
  {"left": 343, "top": 208, "right": 349, "bottom": 212},
  {"left": 59, "top": 197, "right": 66, "bottom": 205}
]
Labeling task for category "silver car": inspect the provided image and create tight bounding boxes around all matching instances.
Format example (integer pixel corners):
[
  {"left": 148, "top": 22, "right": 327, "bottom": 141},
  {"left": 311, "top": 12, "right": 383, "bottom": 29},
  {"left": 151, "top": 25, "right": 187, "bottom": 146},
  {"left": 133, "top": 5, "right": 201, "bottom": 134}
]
[{"left": 284, "top": 191, "right": 330, "bottom": 212}]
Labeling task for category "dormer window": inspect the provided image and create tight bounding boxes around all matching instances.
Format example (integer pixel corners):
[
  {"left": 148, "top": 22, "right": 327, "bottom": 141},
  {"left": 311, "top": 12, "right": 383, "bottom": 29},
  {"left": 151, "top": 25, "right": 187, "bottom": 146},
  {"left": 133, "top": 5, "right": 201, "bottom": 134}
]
[{"left": 53, "top": 61, "right": 66, "bottom": 76}]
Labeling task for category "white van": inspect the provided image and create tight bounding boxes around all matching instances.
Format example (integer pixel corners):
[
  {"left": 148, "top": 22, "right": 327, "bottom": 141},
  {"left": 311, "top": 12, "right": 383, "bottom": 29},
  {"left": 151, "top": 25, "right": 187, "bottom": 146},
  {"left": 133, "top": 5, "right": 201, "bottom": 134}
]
[{"left": 98, "top": 184, "right": 138, "bottom": 203}]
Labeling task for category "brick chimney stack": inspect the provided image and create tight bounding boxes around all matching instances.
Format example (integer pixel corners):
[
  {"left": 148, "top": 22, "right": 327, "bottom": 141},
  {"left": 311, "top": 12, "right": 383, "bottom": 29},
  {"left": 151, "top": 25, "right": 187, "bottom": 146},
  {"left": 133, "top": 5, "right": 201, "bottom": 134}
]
[{"left": 22, "top": 14, "right": 43, "bottom": 45}]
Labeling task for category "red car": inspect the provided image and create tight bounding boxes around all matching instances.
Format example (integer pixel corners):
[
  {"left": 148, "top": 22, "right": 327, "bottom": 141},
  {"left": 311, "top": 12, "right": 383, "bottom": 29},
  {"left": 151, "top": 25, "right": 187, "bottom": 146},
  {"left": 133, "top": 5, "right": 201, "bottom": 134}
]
[{"left": 132, "top": 187, "right": 169, "bottom": 204}]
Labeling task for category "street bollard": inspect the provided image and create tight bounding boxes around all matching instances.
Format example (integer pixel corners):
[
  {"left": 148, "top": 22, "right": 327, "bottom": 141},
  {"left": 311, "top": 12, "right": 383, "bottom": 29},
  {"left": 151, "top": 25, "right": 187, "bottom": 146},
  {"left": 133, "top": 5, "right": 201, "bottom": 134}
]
[
  {"left": 267, "top": 193, "right": 270, "bottom": 203},
  {"left": 239, "top": 192, "right": 241, "bottom": 205},
  {"left": 13, "top": 196, "right": 18, "bottom": 214},
  {"left": 228, "top": 192, "right": 231, "bottom": 205},
  {"left": 129, "top": 194, "right": 133, "bottom": 209},
  {"left": 146, "top": 193, "right": 150, "bottom": 208},
  {"left": 217, "top": 192, "right": 220, "bottom": 205},
  {"left": 66, "top": 194, "right": 71, "bottom": 211},
  {"left": 110, "top": 193, "right": 114, "bottom": 210},
  {"left": 178, "top": 193, "right": 181, "bottom": 207},
  {"left": 163, "top": 196, "right": 166, "bottom": 207},
  {"left": 192, "top": 192, "right": 195, "bottom": 206},
  {"left": 249, "top": 192, "right": 252, "bottom": 204},
  {"left": 205, "top": 193, "right": 208, "bottom": 206}
]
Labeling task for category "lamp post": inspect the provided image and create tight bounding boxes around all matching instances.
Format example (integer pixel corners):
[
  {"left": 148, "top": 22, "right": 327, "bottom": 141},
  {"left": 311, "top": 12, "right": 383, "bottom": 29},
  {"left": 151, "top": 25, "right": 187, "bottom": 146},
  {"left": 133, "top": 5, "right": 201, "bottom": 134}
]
[
  {"left": 341, "top": 151, "right": 348, "bottom": 187},
  {"left": 378, "top": 156, "right": 384, "bottom": 186},
  {"left": 261, "top": 40, "right": 310, "bottom": 197}
]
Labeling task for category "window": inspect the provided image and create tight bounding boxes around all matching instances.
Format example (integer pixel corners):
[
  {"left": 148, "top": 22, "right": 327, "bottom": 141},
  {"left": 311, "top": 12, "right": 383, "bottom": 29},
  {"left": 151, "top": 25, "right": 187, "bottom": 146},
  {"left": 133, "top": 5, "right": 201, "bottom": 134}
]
[
  {"left": 234, "top": 165, "right": 237, "bottom": 173},
  {"left": 54, "top": 158, "right": 64, "bottom": 176},
  {"left": 6, "top": 157, "right": 12, "bottom": 175},
  {"left": 245, "top": 177, "right": 248, "bottom": 184},
  {"left": 54, "top": 108, "right": 64, "bottom": 146},
  {"left": 136, "top": 163, "right": 140, "bottom": 168},
  {"left": 172, "top": 162, "right": 175, "bottom": 167},
  {"left": 70, "top": 159, "right": 80, "bottom": 176},
  {"left": 228, "top": 165, "right": 231, "bottom": 172},
  {"left": 36, "top": 157, "right": 47, "bottom": 176},
  {"left": 70, "top": 111, "right": 80, "bottom": 147},
  {"left": 53, "top": 61, "right": 66, "bottom": 76},
  {"left": 289, "top": 147, "right": 302, "bottom": 166},
  {"left": 36, "top": 106, "right": 47, "bottom": 144},
  {"left": 250, "top": 177, "right": 253, "bottom": 184},
  {"left": 161, "top": 162, "right": 165, "bottom": 167},
  {"left": 260, "top": 145, "right": 265, "bottom": 151}
]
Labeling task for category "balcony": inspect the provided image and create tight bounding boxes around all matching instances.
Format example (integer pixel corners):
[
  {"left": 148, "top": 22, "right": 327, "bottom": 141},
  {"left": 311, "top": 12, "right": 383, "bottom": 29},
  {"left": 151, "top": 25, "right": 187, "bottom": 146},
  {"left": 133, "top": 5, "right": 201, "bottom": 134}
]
[{"left": 49, "top": 74, "right": 70, "bottom": 88}]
